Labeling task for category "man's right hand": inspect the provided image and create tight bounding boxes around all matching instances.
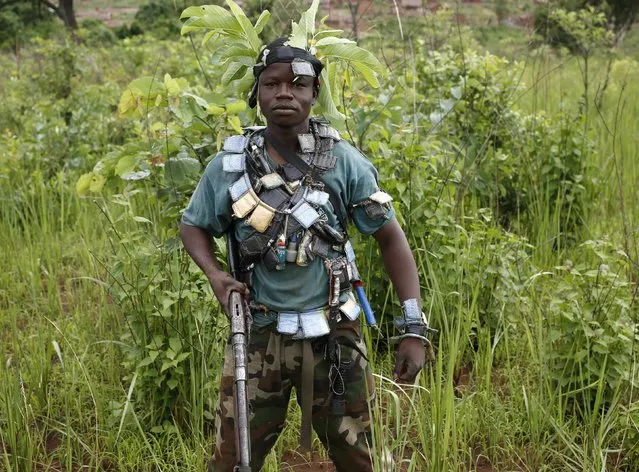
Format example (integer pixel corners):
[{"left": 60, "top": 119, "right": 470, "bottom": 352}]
[
  {"left": 179, "top": 224, "right": 250, "bottom": 316},
  {"left": 209, "top": 270, "right": 249, "bottom": 316}
]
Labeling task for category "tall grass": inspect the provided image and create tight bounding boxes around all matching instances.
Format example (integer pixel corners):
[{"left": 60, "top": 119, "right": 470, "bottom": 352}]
[{"left": 1, "top": 17, "right": 639, "bottom": 472}]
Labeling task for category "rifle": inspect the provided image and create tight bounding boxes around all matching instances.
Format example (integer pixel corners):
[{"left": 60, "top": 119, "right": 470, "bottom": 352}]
[{"left": 227, "top": 233, "right": 252, "bottom": 472}]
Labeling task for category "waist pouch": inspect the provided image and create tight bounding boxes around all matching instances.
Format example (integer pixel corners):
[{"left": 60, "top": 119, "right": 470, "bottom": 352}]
[{"left": 275, "top": 293, "right": 361, "bottom": 339}]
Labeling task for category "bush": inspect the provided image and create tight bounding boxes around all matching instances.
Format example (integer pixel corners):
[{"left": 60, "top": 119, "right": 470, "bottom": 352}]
[
  {"left": 128, "top": 0, "right": 203, "bottom": 39},
  {"left": 0, "top": 1, "right": 58, "bottom": 49},
  {"left": 543, "top": 239, "right": 638, "bottom": 411},
  {"left": 77, "top": 19, "right": 117, "bottom": 47}
]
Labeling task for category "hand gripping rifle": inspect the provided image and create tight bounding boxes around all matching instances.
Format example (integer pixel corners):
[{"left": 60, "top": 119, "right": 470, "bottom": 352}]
[{"left": 227, "top": 233, "right": 252, "bottom": 472}]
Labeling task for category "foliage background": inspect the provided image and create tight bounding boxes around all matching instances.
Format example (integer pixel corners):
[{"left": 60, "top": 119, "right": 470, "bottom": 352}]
[{"left": 1, "top": 1, "right": 638, "bottom": 471}]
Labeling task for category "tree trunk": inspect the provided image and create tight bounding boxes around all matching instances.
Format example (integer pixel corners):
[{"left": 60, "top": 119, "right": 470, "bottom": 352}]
[
  {"left": 39, "top": 0, "right": 77, "bottom": 30},
  {"left": 58, "top": 0, "right": 77, "bottom": 29}
]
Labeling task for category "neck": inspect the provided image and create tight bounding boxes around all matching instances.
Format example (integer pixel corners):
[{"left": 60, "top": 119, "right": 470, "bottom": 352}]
[{"left": 265, "top": 119, "right": 310, "bottom": 150}]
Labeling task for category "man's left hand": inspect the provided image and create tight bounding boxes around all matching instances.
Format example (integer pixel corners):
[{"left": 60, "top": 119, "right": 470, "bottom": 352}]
[{"left": 393, "top": 337, "right": 426, "bottom": 383}]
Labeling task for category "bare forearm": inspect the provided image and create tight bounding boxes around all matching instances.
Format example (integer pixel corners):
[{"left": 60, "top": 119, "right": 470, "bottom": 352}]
[
  {"left": 179, "top": 223, "right": 223, "bottom": 281},
  {"left": 373, "top": 219, "right": 421, "bottom": 303}
]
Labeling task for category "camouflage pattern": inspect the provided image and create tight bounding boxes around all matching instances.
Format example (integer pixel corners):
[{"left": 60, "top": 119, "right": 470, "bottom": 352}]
[{"left": 207, "top": 318, "right": 375, "bottom": 472}]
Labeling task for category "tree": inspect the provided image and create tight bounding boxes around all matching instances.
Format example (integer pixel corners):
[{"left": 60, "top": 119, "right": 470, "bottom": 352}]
[
  {"left": 559, "top": 0, "right": 638, "bottom": 46},
  {"left": 39, "top": 0, "right": 77, "bottom": 30},
  {"left": 0, "top": 0, "right": 77, "bottom": 30},
  {"left": 599, "top": 0, "right": 638, "bottom": 46}
]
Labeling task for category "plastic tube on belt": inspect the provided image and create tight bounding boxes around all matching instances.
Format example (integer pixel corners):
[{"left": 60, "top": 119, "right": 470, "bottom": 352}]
[{"left": 353, "top": 281, "right": 376, "bottom": 328}]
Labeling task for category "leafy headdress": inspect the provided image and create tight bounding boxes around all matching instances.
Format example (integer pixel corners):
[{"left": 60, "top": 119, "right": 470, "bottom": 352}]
[{"left": 180, "top": 0, "right": 384, "bottom": 121}]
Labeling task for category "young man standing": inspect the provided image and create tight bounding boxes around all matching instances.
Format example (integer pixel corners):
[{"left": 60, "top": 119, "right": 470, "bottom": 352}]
[{"left": 180, "top": 38, "right": 431, "bottom": 471}]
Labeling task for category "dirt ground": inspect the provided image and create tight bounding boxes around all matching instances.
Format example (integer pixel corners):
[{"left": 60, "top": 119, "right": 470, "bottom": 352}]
[
  {"left": 281, "top": 451, "right": 335, "bottom": 471},
  {"left": 76, "top": 0, "right": 138, "bottom": 28}
]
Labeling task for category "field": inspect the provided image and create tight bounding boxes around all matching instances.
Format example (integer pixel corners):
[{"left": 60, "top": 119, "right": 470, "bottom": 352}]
[{"left": 1, "top": 1, "right": 638, "bottom": 471}]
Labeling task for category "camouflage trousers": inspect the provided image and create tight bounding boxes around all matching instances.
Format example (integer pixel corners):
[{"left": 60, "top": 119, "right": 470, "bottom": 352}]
[{"left": 207, "top": 318, "right": 375, "bottom": 472}]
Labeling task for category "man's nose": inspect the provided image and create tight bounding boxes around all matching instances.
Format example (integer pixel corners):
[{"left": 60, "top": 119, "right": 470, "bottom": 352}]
[{"left": 275, "top": 83, "right": 293, "bottom": 98}]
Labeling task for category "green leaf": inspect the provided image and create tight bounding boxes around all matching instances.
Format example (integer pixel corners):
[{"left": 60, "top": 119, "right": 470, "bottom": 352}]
[
  {"left": 315, "top": 36, "right": 354, "bottom": 47},
  {"left": 225, "top": 100, "right": 246, "bottom": 115},
  {"left": 235, "top": 68, "right": 255, "bottom": 95},
  {"left": 76, "top": 173, "right": 93, "bottom": 196},
  {"left": 222, "top": 45, "right": 257, "bottom": 60},
  {"left": 180, "top": 4, "right": 227, "bottom": 20},
  {"left": 227, "top": 116, "right": 243, "bottom": 134},
  {"left": 314, "top": 29, "right": 344, "bottom": 40},
  {"left": 221, "top": 62, "right": 247, "bottom": 86},
  {"left": 316, "top": 68, "right": 344, "bottom": 121},
  {"left": 118, "top": 90, "right": 136, "bottom": 116},
  {"left": 180, "top": 5, "right": 239, "bottom": 35},
  {"left": 225, "top": 0, "right": 261, "bottom": 52},
  {"left": 118, "top": 77, "right": 166, "bottom": 116},
  {"left": 207, "top": 104, "right": 225, "bottom": 116},
  {"left": 351, "top": 62, "right": 380, "bottom": 88},
  {"left": 165, "top": 156, "right": 200, "bottom": 186},
  {"left": 172, "top": 95, "right": 208, "bottom": 126},
  {"left": 317, "top": 42, "right": 384, "bottom": 87},
  {"left": 169, "top": 336, "right": 182, "bottom": 353},
  {"left": 167, "top": 378, "right": 179, "bottom": 390},
  {"left": 115, "top": 155, "right": 137, "bottom": 177},
  {"left": 253, "top": 10, "right": 270, "bottom": 34},
  {"left": 288, "top": 0, "right": 319, "bottom": 48},
  {"left": 176, "top": 352, "right": 191, "bottom": 363},
  {"left": 163, "top": 73, "right": 182, "bottom": 96},
  {"left": 138, "top": 356, "right": 155, "bottom": 368},
  {"left": 181, "top": 92, "right": 209, "bottom": 109},
  {"left": 125, "top": 76, "right": 165, "bottom": 98},
  {"left": 89, "top": 174, "right": 106, "bottom": 193}
]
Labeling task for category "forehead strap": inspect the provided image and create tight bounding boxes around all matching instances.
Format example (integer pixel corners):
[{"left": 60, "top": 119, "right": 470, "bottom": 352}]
[{"left": 248, "top": 44, "right": 323, "bottom": 109}]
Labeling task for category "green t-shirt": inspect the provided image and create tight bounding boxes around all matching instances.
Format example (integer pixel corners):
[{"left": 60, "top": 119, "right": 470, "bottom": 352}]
[{"left": 182, "top": 136, "right": 394, "bottom": 315}]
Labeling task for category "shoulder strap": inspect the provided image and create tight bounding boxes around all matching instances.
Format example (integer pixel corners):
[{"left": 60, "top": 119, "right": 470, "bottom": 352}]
[{"left": 264, "top": 130, "right": 349, "bottom": 231}]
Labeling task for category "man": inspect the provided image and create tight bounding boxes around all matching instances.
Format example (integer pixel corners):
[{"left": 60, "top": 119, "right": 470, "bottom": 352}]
[{"left": 180, "top": 38, "right": 430, "bottom": 472}]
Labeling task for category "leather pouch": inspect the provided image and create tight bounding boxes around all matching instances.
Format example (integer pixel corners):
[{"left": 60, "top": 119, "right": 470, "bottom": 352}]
[
  {"left": 262, "top": 247, "right": 279, "bottom": 271},
  {"left": 260, "top": 172, "right": 286, "bottom": 190},
  {"left": 298, "top": 309, "right": 330, "bottom": 338},
  {"left": 222, "top": 153, "right": 246, "bottom": 173},
  {"left": 339, "top": 294, "right": 361, "bottom": 321},
  {"left": 260, "top": 188, "right": 289, "bottom": 210},
  {"left": 310, "top": 234, "right": 330, "bottom": 259},
  {"left": 363, "top": 201, "right": 389, "bottom": 220},
  {"left": 239, "top": 232, "right": 270, "bottom": 266},
  {"left": 232, "top": 188, "right": 259, "bottom": 218},
  {"left": 277, "top": 312, "right": 299, "bottom": 335},
  {"left": 247, "top": 201, "right": 276, "bottom": 232},
  {"left": 291, "top": 200, "right": 320, "bottom": 229},
  {"left": 229, "top": 174, "right": 251, "bottom": 201}
]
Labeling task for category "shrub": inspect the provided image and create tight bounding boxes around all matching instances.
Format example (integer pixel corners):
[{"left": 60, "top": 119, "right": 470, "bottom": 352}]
[{"left": 544, "top": 238, "right": 638, "bottom": 411}]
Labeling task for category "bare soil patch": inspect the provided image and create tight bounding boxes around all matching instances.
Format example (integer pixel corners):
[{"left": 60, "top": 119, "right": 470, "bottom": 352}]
[
  {"left": 281, "top": 451, "right": 335, "bottom": 471},
  {"left": 76, "top": 7, "right": 138, "bottom": 27}
]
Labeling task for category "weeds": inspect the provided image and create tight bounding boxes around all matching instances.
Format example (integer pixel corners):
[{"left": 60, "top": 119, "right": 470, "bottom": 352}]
[{"left": 1, "top": 5, "right": 638, "bottom": 472}]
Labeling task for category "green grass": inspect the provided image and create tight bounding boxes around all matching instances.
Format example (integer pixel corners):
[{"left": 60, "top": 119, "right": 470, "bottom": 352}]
[{"left": 1, "top": 10, "right": 639, "bottom": 472}]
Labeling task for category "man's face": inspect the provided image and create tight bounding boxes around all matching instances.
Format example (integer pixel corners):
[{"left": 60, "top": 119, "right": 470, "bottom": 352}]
[{"left": 257, "top": 62, "right": 316, "bottom": 131}]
